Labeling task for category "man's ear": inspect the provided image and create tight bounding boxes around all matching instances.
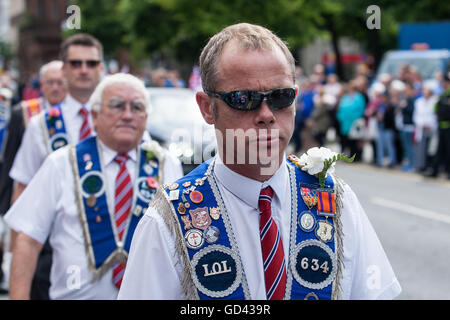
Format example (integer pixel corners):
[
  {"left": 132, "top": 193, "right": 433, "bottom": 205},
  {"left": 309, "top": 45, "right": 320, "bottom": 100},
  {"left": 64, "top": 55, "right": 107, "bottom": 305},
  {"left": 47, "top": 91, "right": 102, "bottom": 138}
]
[
  {"left": 196, "top": 91, "right": 216, "bottom": 125},
  {"left": 90, "top": 109, "right": 99, "bottom": 131}
]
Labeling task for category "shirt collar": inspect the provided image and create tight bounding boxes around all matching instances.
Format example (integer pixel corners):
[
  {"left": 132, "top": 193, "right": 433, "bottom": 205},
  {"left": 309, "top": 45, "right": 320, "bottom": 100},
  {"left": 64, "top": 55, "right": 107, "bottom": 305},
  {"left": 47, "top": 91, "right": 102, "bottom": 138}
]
[
  {"left": 63, "top": 94, "right": 92, "bottom": 115},
  {"left": 213, "top": 154, "right": 287, "bottom": 210},
  {"left": 97, "top": 138, "right": 137, "bottom": 166}
]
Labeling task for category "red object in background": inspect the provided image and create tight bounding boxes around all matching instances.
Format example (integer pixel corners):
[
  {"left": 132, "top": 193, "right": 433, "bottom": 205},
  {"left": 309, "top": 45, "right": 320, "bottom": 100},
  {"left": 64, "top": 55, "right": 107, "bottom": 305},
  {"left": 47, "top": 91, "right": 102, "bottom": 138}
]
[
  {"left": 22, "top": 86, "right": 40, "bottom": 101},
  {"left": 322, "top": 53, "right": 364, "bottom": 65}
]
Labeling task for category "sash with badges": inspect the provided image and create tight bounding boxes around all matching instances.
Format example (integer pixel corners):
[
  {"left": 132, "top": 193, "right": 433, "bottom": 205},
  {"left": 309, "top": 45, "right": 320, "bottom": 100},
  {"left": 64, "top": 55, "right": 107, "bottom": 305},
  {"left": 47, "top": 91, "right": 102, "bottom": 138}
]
[
  {"left": 164, "top": 155, "right": 342, "bottom": 300},
  {"left": 40, "top": 103, "right": 69, "bottom": 152},
  {"left": 286, "top": 154, "right": 339, "bottom": 300},
  {"left": 70, "top": 136, "right": 160, "bottom": 278},
  {"left": 165, "top": 160, "right": 251, "bottom": 300}
]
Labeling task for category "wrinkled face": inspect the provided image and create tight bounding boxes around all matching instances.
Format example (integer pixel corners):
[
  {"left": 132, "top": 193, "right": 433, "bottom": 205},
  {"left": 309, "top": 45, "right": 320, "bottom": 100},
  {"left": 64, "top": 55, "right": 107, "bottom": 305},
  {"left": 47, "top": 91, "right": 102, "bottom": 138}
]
[
  {"left": 197, "top": 40, "right": 297, "bottom": 176},
  {"left": 40, "top": 67, "right": 67, "bottom": 106},
  {"left": 62, "top": 45, "right": 104, "bottom": 93},
  {"left": 92, "top": 83, "right": 148, "bottom": 153}
]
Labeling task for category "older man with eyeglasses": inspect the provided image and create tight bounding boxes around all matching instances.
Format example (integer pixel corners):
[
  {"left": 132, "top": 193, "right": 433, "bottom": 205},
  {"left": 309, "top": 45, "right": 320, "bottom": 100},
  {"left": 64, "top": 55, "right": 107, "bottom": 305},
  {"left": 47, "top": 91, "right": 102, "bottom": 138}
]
[
  {"left": 118, "top": 23, "right": 401, "bottom": 301},
  {"left": 4, "top": 73, "right": 183, "bottom": 299}
]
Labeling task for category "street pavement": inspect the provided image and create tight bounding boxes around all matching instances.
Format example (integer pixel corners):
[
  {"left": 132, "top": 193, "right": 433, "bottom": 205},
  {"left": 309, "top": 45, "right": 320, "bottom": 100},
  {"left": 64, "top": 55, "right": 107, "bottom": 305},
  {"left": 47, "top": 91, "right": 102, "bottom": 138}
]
[{"left": 336, "top": 162, "right": 450, "bottom": 299}]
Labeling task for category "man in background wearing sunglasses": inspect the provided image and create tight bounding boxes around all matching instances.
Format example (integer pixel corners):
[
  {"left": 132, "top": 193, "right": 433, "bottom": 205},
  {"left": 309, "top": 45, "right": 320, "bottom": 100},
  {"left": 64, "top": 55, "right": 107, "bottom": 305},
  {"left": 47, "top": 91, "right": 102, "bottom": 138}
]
[
  {"left": 119, "top": 23, "right": 401, "bottom": 301},
  {"left": 6, "top": 33, "right": 104, "bottom": 299}
]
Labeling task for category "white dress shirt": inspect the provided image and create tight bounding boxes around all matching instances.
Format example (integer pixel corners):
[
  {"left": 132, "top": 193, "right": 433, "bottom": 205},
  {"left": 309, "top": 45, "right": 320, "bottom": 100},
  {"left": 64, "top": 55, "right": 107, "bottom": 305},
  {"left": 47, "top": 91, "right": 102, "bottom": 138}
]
[
  {"left": 413, "top": 95, "right": 439, "bottom": 141},
  {"left": 118, "top": 155, "right": 401, "bottom": 300},
  {"left": 4, "top": 139, "right": 183, "bottom": 299},
  {"left": 9, "top": 94, "right": 93, "bottom": 185}
]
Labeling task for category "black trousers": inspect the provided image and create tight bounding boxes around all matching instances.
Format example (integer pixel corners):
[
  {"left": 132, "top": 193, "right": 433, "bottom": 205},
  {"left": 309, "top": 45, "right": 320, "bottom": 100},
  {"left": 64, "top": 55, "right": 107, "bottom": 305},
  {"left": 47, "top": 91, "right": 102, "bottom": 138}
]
[
  {"left": 430, "top": 128, "right": 450, "bottom": 175},
  {"left": 30, "top": 239, "right": 52, "bottom": 300}
]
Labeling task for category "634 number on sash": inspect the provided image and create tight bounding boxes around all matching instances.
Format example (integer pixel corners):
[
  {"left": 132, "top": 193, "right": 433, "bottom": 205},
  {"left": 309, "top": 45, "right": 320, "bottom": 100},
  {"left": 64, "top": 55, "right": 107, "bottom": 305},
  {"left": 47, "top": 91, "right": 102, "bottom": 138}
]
[{"left": 300, "top": 257, "right": 329, "bottom": 274}]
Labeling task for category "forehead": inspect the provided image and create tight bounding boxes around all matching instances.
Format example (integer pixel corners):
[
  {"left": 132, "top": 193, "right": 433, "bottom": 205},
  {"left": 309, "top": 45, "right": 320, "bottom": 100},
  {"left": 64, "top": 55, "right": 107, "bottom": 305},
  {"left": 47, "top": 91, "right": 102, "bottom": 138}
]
[
  {"left": 42, "top": 67, "right": 64, "bottom": 80},
  {"left": 101, "top": 82, "right": 145, "bottom": 101},
  {"left": 66, "top": 45, "right": 101, "bottom": 60},
  {"left": 216, "top": 40, "right": 292, "bottom": 91}
]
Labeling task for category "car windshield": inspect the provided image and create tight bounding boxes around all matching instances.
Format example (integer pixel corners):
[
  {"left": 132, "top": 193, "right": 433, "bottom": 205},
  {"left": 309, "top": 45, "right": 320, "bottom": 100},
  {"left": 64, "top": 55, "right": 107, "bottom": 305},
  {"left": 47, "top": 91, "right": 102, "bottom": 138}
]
[
  {"left": 146, "top": 89, "right": 212, "bottom": 141},
  {"left": 377, "top": 57, "right": 444, "bottom": 80}
]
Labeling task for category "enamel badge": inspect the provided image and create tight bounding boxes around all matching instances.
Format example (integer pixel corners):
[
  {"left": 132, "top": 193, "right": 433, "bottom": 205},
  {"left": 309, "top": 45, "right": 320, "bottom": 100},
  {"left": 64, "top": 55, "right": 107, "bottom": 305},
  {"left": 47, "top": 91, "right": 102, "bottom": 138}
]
[
  {"left": 298, "top": 211, "right": 316, "bottom": 232},
  {"left": 300, "top": 186, "right": 318, "bottom": 209},
  {"left": 190, "top": 207, "right": 212, "bottom": 230},
  {"left": 185, "top": 229, "right": 204, "bottom": 250},
  {"left": 315, "top": 220, "right": 334, "bottom": 243}
]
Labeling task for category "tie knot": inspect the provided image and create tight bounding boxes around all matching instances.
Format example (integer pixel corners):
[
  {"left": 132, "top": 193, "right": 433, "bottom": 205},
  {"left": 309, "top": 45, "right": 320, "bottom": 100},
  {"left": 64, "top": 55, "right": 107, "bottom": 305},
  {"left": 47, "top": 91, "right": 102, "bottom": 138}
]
[
  {"left": 258, "top": 186, "right": 274, "bottom": 212},
  {"left": 114, "top": 153, "right": 129, "bottom": 165},
  {"left": 79, "top": 107, "right": 89, "bottom": 117},
  {"left": 259, "top": 186, "right": 274, "bottom": 199}
]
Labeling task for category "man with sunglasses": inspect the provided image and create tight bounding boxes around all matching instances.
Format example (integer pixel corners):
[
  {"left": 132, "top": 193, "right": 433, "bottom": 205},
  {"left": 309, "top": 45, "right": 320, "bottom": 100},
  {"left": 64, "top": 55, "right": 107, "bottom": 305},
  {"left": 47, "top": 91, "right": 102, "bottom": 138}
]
[
  {"left": 7, "top": 33, "right": 104, "bottom": 299},
  {"left": 4, "top": 73, "right": 183, "bottom": 299},
  {"left": 119, "top": 23, "right": 401, "bottom": 300}
]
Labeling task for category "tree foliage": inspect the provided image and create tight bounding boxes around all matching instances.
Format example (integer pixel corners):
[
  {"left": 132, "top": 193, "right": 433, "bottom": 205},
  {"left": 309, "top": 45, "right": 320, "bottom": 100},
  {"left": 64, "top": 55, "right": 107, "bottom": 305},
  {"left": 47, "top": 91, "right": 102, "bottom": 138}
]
[{"left": 68, "top": 0, "right": 449, "bottom": 70}]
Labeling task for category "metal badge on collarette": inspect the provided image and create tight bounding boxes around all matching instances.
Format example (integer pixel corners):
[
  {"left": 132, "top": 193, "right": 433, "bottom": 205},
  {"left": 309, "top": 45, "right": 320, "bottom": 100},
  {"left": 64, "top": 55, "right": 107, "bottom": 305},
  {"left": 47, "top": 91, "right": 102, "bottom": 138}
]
[
  {"left": 185, "top": 229, "right": 204, "bottom": 250},
  {"left": 190, "top": 207, "right": 212, "bottom": 230},
  {"left": 209, "top": 207, "right": 221, "bottom": 220},
  {"left": 189, "top": 190, "right": 203, "bottom": 204},
  {"left": 298, "top": 211, "right": 316, "bottom": 232},
  {"left": 178, "top": 203, "right": 187, "bottom": 215},
  {"left": 315, "top": 220, "right": 334, "bottom": 243},
  {"left": 204, "top": 226, "right": 220, "bottom": 244},
  {"left": 181, "top": 215, "right": 192, "bottom": 230},
  {"left": 300, "top": 186, "right": 318, "bottom": 209}
]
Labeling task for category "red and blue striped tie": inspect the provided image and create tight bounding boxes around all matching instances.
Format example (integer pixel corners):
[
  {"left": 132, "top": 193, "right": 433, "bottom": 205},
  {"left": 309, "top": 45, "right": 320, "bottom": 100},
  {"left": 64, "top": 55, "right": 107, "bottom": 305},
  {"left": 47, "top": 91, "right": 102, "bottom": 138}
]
[
  {"left": 79, "top": 106, "right": 92, "bottom": 141},
  {"left": 259, "top": 186, "right": 287, "bottom": 300},
  {"left": 112, "top": 153, "right": 132, "bottom": 289}
]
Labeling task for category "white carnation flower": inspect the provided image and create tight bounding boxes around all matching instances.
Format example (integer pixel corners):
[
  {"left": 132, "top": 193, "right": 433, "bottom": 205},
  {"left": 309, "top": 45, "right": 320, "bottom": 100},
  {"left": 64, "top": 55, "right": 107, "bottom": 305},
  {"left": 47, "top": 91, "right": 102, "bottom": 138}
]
[{"left": 300, "top": 147, "right": 338, "bottom": 175}]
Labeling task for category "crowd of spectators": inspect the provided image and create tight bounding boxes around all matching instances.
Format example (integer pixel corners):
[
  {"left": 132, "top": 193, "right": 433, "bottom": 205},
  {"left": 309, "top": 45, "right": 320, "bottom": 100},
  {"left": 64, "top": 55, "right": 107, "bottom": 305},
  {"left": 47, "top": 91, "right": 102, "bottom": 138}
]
[{"left": 292, "top": 63, "right": 448, "bottom": 179}]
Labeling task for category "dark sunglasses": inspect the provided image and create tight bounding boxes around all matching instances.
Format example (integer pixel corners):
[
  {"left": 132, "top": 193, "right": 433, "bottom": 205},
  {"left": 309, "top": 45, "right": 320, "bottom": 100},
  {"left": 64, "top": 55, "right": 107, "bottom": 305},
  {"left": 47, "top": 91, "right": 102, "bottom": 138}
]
[
  {"left": 205, "top": 87, "right": 296, "bottom": 111},
  {"left": 67, "top": 60, "right": 101, "bottom": 68}
]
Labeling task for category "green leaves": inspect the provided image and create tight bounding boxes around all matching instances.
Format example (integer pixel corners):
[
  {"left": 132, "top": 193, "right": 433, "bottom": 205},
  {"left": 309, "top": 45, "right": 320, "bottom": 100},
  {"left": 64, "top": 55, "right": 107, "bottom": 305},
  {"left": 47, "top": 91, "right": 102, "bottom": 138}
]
[{"left": 317, "top": 153, "right": 355, "bottom": 188}]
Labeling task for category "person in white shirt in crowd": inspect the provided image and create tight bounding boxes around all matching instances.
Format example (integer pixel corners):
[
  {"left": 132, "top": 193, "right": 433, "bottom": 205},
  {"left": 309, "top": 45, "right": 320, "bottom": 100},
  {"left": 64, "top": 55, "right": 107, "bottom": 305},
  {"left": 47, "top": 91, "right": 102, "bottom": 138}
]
[
  {"left": 118, "top": 23, "right": 401, "bottom": 300},
  {"left": 4, "top": 73, "right": 183, "bottom": 299},
  {"left": 7, "top": 33, "right": 104, "bottom": 300},
  {"left": 413, "top": 81, "right": 439, "bottom": 172},
  {"left": 9, "top": 34, "right": 104, "bottom": 202},
  {"left": 0, "top": 60, "right": 68, "bottom": 298}
]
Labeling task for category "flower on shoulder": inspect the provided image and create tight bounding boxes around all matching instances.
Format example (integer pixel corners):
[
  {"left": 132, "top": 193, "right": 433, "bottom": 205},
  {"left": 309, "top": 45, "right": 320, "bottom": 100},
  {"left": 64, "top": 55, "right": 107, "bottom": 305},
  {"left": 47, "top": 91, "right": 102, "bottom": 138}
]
[
  {"left": 298, "top": 147, "right": 355, "bottom": 187},
  {"left": 141, "top": 140, "right": 163, "bottom": 162}
]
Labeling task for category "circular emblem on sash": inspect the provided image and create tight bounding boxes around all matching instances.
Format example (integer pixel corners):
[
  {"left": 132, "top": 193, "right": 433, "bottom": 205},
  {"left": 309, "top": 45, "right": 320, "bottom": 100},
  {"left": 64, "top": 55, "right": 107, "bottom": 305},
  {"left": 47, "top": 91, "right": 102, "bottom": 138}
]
[
  {"left": 191, "top": 245, "right": 242, "bottom": 298},
  {"left": 50, "top": 133, "right": 68, "bottom": 151},
  {"left": 80, "top": 171, "right": 105, "bottom": 199},
  {"left": 203, "top": 226, "right": 220, "bottom": 244},
  {"left": 136, "top": 177, "right": 157, "bottom": 203},
  {"left": 298, "top": 211, "right": 316, "bottom": 232},
  {"left": 185, "top": 229, "right": 204, "bottom": 250},
  {"left": 190, "top": 190, "right": 203, "bottom": 204},
  {"left": 290, "top": 239, "right": 337, "bottom": 290}
]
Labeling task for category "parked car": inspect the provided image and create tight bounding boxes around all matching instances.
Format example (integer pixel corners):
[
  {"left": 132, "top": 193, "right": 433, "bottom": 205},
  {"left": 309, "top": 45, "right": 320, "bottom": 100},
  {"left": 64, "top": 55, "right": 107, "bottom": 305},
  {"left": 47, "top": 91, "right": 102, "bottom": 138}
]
[{"left": 146, "top": 87, "right": 216, "bottom": 174}]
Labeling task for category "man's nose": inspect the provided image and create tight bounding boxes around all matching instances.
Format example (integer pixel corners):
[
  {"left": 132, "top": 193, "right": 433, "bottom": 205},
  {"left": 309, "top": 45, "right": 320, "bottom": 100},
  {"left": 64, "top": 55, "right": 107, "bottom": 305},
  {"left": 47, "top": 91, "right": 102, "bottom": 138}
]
[{"left": 255, "top": 100, "right": 275, "bottom": 125}]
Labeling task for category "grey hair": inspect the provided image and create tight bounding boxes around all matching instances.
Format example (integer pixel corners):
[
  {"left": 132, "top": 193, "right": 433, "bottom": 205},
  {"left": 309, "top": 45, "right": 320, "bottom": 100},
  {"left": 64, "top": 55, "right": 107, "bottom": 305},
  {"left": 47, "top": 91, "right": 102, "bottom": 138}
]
[
  {"left": 39, "top": 60, "right": 63, "bottom": 78},
  {"left": 199, "top": 23, "right": 296, "bottom": 91},
  {"left": 90, "top": 73, "right": 150, "bottom": 113}
]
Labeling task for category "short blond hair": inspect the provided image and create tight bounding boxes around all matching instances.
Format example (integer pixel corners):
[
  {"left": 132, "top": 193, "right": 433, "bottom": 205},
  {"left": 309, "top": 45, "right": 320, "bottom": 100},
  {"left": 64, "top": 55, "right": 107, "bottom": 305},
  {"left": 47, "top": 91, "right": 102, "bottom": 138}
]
[{"left": 199, "top": 23, "right": 296, "bottom": 91}]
